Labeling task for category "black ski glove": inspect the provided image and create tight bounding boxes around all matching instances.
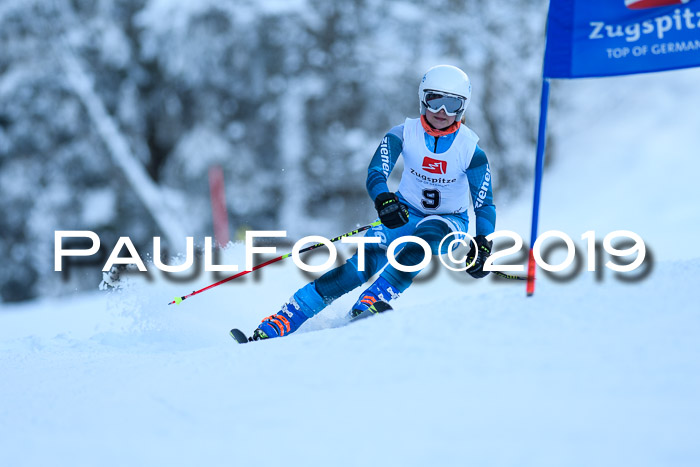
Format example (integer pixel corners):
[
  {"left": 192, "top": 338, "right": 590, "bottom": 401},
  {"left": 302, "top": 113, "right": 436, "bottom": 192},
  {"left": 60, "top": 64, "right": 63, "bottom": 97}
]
[
  {"left": 465, "top": 235, "right": 492, "bottom": 279},
  {"left": 374, "top": 192, "right": 409, "bottom": 229}
]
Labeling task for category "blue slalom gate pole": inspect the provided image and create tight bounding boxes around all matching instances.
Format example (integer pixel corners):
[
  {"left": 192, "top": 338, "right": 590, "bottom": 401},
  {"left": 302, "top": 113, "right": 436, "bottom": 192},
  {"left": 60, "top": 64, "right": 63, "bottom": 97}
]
[{"left": 527, "top": 78, "right": 551, "bottom": 296}]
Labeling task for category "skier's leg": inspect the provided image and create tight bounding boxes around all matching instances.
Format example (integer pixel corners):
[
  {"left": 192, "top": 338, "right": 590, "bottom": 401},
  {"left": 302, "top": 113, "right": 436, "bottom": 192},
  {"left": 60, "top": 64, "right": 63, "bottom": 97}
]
[
  {"left": 351, "top": 215, "right": 467, "bottom": 314},
  {"left": 380, "top": 217, "right": 454, "bottom": 292},
  {"left": 314, "top": 217, "right": 420, "bottom": 301},
  {"left": 314, "top": 239, "right": 387, "bottom": 301},
  {"left": 255, "top": 281, "right": 327, "bottom": 339},
  {"left": 255, "top": 221, "right": 413, "bottom": 339}
]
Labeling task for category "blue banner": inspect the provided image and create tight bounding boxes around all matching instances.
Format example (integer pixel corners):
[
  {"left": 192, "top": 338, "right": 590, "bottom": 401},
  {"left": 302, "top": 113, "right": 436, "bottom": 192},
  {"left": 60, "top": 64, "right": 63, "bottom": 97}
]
[{"left": 544, "top": 0, "right": 700, "bottom": 78}]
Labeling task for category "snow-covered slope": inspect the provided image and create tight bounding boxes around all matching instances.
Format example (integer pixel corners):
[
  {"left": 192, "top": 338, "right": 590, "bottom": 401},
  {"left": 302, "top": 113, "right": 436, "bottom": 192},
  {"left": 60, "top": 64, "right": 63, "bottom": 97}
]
[{"left": 2, "top": 68, "right": 700, "bottom": 467}]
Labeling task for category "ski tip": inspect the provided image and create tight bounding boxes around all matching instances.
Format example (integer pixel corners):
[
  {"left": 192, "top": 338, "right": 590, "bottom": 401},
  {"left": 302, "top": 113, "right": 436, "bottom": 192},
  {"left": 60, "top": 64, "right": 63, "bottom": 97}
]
[{"left": 229, "top": 328, "right": 250, "bottom": 344}]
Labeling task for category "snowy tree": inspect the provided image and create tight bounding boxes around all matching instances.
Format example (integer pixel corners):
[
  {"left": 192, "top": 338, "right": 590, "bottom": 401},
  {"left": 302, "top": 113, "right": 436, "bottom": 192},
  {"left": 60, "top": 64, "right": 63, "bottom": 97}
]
[{"left": 0, "top": 0, "right": 550, "bottom": 302}]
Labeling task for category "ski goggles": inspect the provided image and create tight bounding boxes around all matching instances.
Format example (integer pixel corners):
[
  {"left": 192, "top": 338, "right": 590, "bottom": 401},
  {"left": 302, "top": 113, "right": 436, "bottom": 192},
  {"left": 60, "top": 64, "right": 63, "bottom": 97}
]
[{"left": 423, "top": 91, "right": 466, "bottom": 116}]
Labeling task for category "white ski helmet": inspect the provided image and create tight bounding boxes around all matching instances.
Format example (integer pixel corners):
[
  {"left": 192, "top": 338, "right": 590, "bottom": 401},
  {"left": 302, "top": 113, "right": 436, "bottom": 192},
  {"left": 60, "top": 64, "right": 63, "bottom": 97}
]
[{"left": 419, "top": 65, "right": 472, "bottom": 120}]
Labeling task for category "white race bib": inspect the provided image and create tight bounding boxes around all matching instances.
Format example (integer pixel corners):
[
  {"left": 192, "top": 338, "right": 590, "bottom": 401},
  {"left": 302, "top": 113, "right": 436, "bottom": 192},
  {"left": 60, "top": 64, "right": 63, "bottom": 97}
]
[{"left": 397, "top": 118, "right": 479, "bottom": 214}]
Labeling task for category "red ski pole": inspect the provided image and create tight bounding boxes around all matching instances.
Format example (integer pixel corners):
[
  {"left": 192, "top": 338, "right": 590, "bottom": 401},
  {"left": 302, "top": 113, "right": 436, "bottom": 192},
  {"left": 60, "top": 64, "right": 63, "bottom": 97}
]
[{"left": 168, "top": 221, "right": 381, "bottom": 305}]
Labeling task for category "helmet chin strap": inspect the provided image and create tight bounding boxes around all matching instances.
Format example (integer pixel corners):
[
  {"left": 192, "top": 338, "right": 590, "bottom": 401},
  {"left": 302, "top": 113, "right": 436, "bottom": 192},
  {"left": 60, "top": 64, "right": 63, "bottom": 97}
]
[{"left": 420, "top": 115, "right": 461, "bottom": 137}]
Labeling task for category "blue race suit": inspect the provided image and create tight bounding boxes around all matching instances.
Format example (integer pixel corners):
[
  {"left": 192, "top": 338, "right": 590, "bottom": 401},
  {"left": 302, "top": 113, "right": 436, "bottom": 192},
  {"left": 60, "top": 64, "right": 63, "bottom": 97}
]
[{"left": 278, "top": 119, "right": 496, "bottom": 322}]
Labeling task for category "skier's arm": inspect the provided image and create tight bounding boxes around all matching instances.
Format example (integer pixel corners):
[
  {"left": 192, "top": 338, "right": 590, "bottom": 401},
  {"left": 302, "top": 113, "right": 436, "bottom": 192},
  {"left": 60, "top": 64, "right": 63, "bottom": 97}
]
[
  {"left": 466, "top": 145, "right": 496, "bottom": 236},
  {"left": 366, "top": 125, "right": 403, "bottom": 200}
]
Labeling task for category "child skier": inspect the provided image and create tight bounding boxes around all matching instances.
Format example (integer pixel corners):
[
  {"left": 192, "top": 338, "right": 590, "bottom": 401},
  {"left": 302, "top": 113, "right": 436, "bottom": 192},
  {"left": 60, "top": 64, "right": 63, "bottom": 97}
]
[{"left": 252, "top": 64, "right": 495, "bottom": 340}]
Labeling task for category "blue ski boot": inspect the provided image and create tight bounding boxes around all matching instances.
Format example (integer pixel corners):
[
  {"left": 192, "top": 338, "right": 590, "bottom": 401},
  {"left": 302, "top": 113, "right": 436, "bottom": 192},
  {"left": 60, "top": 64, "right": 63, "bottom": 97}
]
[
  {"left": 253, "top": 283, "right": 328, "bottom": 340},
  {"left": 349, "top": 276, "right": 400, "bottom": 319},
  {"left": 255, "top": 299, "right": 309, "bottom": 340}
]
